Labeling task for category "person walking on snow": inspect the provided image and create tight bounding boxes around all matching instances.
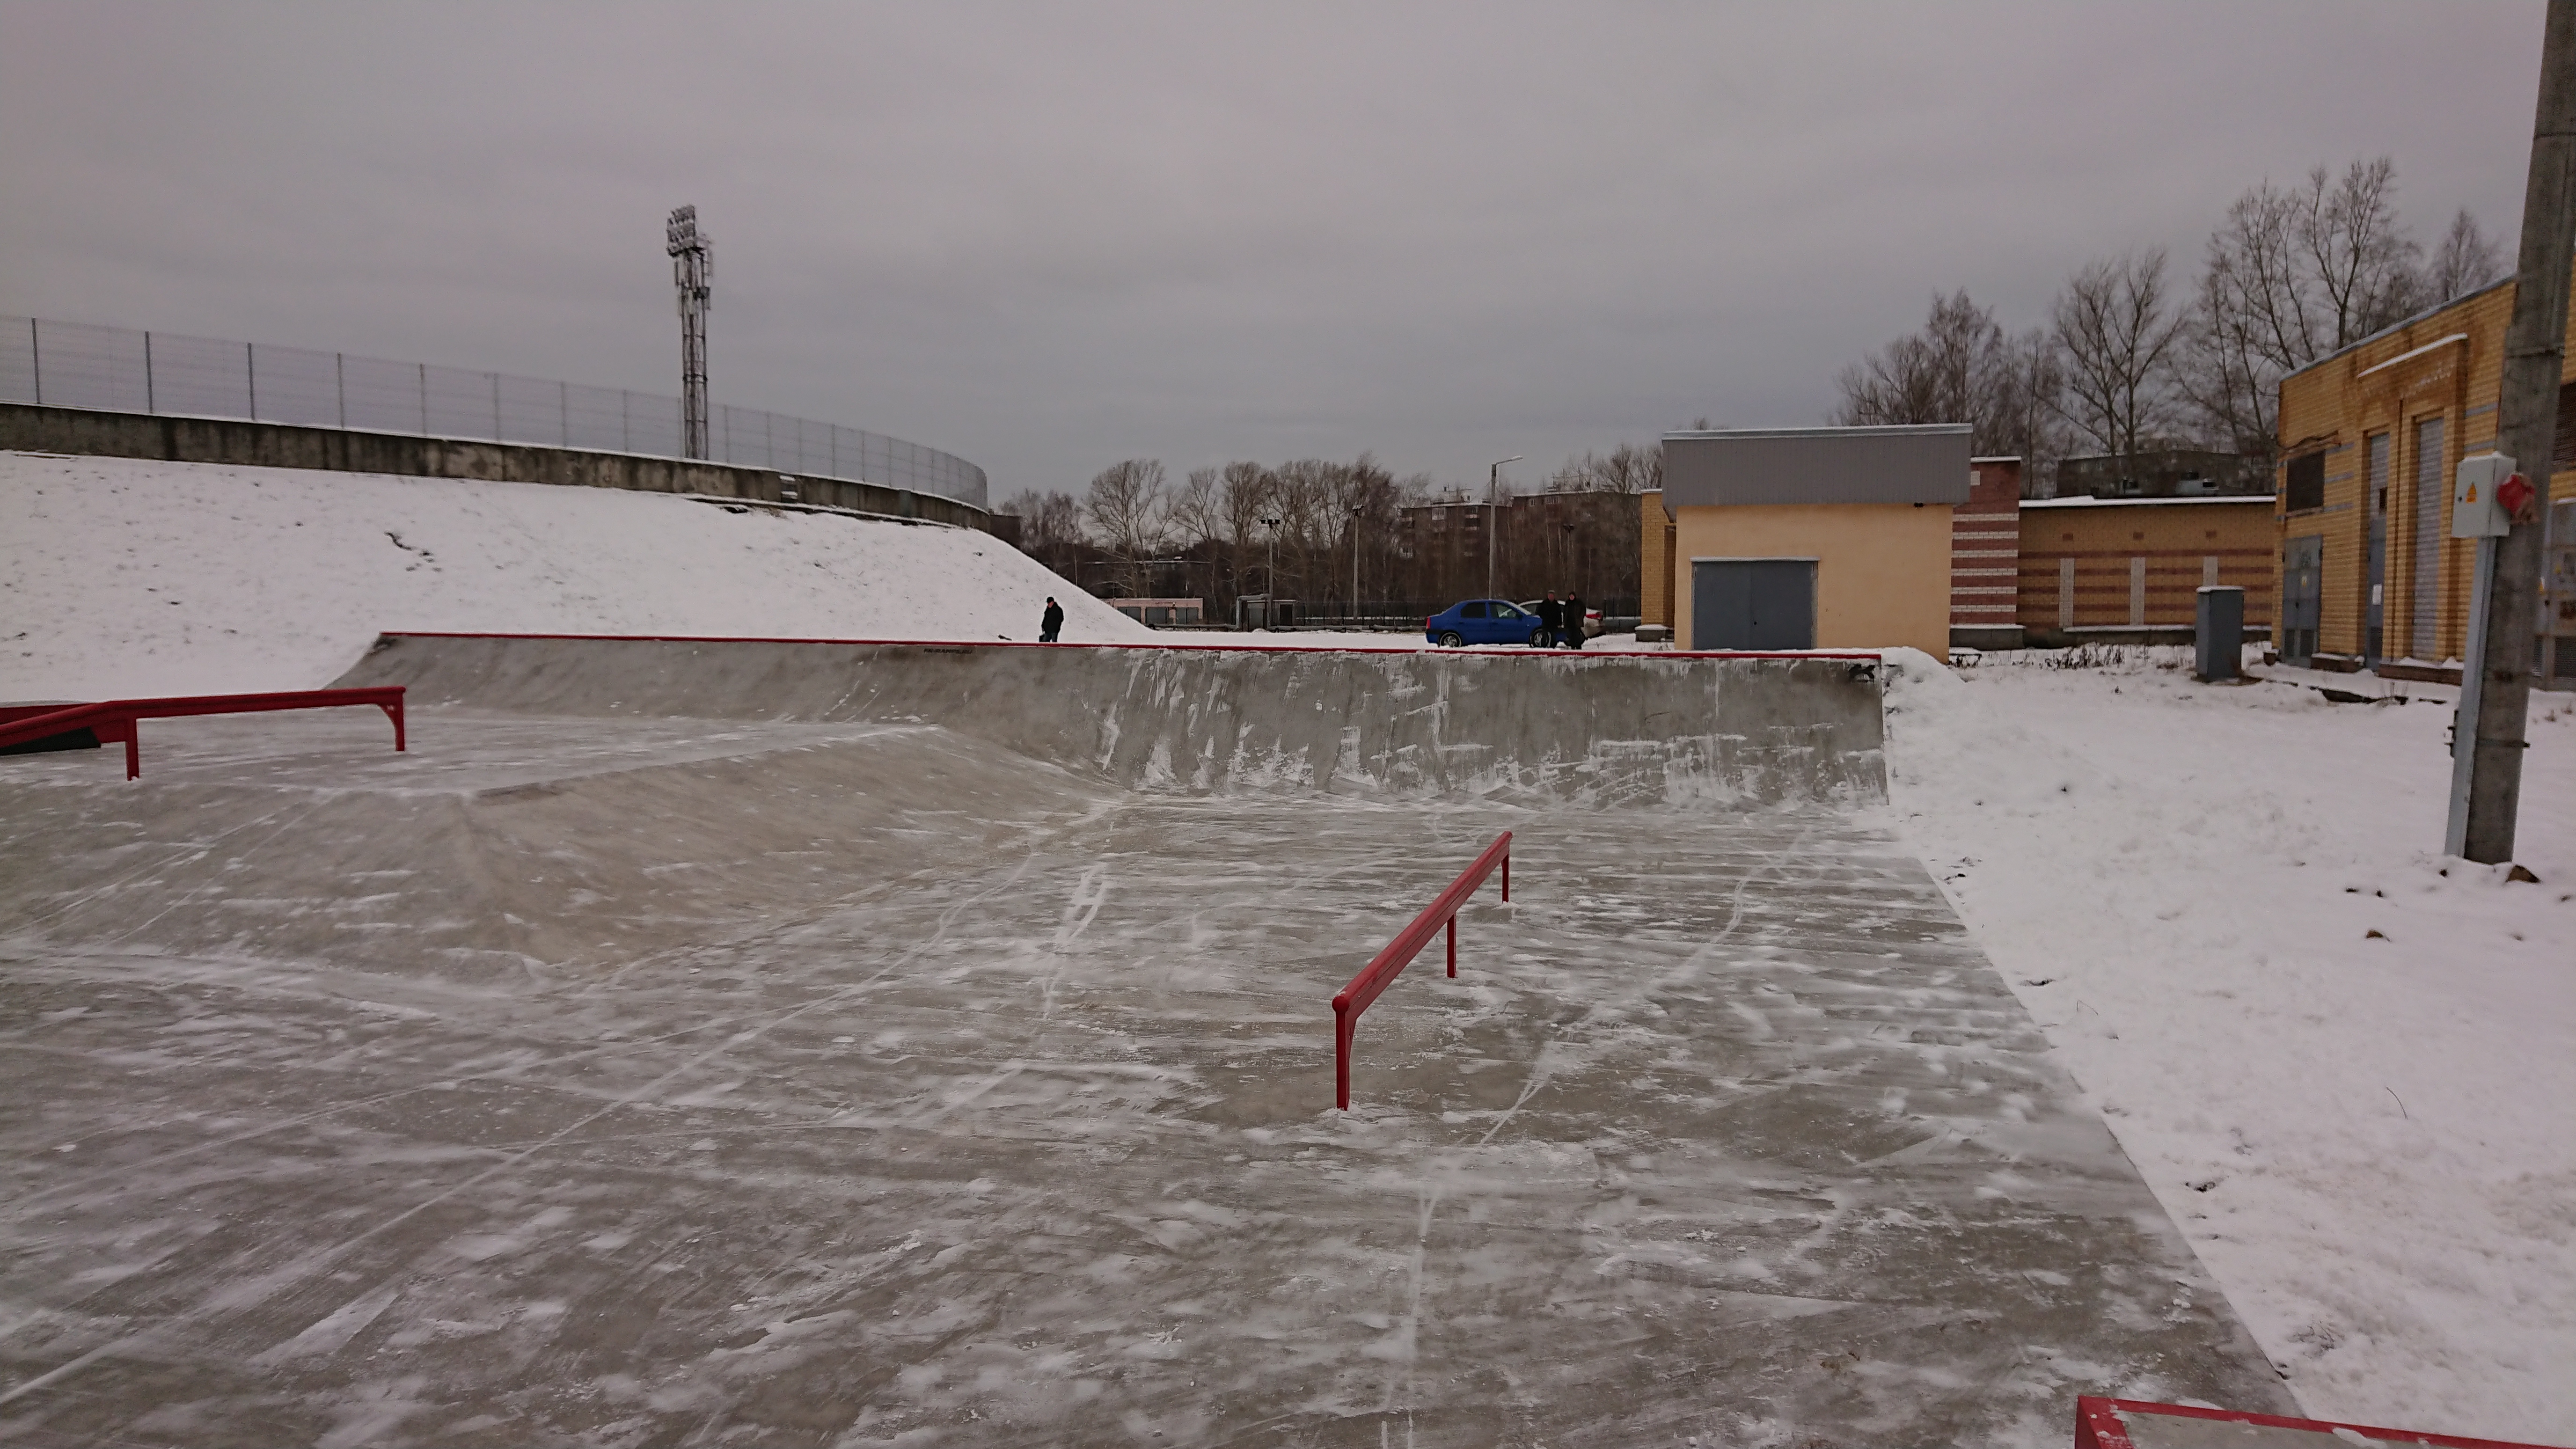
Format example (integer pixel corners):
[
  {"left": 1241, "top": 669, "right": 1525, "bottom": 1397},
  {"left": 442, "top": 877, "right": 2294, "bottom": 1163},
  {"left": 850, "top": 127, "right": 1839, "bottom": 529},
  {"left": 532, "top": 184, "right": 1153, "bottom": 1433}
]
[
  {"left": 1039, "top": 596, "right": 1064, "bottom": 643},
  {"left": 1534, "top": 591, "right": 1562, "bottom": 648}
]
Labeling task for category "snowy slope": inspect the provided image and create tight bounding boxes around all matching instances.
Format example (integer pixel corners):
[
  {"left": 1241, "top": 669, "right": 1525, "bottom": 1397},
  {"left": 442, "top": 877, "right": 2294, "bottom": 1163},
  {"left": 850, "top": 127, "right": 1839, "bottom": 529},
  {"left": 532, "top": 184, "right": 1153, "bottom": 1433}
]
[
  {"left": 1882, "top": 647, "right": 2576, "bottom": 1441},
  {"left": 0, "top": 451, "right": 1149, "bottom": 699}
]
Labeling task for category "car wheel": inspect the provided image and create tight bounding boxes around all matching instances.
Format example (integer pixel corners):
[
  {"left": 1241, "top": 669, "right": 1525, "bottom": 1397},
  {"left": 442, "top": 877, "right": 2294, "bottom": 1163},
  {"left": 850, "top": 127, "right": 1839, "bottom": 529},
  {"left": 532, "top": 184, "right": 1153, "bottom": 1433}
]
[
  {"left": 1531, "top": 628, "right": 1551, "bottom": 646},
  {"left": 1437, "top": 631, "right": 1464, "bottom": 648}
]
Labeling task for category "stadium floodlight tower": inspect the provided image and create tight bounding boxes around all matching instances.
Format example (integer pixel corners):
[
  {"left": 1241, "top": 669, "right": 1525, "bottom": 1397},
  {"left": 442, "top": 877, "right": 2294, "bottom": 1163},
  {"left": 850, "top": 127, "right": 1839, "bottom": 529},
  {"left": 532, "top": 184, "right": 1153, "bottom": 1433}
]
[{"left": 666, "top": 205, "right": 714, "bottom": 459}]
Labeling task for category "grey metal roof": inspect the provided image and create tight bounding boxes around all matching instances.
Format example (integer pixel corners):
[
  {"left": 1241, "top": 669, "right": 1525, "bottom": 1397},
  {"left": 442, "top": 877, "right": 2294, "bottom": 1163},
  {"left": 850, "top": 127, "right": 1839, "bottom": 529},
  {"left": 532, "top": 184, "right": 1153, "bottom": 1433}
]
[{"left": 1661, "top": 424, "right": 1973, "bottom": 511}]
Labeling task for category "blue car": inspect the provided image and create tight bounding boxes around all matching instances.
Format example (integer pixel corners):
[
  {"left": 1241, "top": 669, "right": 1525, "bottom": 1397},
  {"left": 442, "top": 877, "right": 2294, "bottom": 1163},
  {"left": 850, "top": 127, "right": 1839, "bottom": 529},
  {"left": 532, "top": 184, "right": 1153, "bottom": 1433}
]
[{"left": 1424, "top": 598, "right": 1550, "bottom": 647}]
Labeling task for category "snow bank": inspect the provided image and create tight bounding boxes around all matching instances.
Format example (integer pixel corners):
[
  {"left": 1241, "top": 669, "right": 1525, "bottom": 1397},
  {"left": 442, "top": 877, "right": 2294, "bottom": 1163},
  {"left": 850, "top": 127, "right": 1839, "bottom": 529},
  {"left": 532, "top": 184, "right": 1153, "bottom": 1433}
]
[
  {"left": 1881, "top": 646, "right": 2576, "bottom": 1440},
  {"left": 0, "top": 451, "right": 1148, "bottom": 698}
]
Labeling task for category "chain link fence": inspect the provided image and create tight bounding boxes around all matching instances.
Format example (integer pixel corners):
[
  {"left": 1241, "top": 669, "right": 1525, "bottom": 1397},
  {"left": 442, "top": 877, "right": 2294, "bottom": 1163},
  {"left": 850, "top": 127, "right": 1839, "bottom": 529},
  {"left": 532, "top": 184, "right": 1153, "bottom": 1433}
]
[{"left": 0, "top": 316, "right": 987, "bottom": 510}]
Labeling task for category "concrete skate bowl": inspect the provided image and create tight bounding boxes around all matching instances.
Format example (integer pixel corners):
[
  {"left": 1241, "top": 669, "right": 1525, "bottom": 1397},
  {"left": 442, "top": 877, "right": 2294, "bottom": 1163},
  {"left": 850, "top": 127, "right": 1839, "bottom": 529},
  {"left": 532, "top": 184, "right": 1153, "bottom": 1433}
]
[
  {"left": 0, "top": 633, "right": 2294, "bottom": 1447},
  {"left": 334, "top": 631, "right": 1892, "bottom": 808}
]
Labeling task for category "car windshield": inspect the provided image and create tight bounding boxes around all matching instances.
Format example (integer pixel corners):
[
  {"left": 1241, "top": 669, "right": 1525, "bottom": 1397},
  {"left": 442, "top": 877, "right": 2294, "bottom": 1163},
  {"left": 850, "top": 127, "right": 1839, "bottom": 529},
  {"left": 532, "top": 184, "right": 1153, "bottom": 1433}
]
[{"left": 1493, "top": 603, "right": 1523, "bottom": 618}]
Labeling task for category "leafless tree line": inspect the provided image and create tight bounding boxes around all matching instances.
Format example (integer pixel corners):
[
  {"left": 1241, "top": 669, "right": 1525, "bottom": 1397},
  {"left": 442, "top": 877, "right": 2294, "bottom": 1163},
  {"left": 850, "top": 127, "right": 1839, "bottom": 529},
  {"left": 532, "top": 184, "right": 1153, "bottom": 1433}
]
[
  {"left": 1002, "top": 455, "right": 1419, "bottom": 612},
  {"left": 1836, "top": 157, "right": 2512, "bottom": 485},
  {"left": 1001, "top": 442, "right": 1665, "bottom": 618}
]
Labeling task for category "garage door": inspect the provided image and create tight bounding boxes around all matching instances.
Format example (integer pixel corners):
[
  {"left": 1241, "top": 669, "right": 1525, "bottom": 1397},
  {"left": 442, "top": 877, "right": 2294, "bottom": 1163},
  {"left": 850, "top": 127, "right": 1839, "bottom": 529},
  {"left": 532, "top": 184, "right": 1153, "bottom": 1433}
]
[{"left": 1692, "top": 559, "right": 1816, "bottom": 651}]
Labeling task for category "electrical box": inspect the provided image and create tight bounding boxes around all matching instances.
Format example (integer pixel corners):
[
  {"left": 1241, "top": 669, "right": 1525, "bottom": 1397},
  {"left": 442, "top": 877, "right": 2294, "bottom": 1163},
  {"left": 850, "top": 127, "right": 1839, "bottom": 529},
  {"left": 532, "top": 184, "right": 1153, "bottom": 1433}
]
[{"left": 2452, "top": 452, "right": 2515, "bottom": 538}]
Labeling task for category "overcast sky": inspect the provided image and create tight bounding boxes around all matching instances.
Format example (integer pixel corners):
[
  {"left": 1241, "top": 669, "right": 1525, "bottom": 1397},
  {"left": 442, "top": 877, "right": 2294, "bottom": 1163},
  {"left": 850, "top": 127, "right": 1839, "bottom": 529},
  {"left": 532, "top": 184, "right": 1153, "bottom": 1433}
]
[{"left": 0, "top": 3, "right": 2548, "bottom": 500}]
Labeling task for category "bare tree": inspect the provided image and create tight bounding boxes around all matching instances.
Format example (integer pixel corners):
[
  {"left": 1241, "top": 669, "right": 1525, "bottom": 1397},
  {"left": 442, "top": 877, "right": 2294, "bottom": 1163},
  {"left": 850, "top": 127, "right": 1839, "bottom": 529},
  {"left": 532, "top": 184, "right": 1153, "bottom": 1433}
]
[
  {"left": 2176, "top": 157, "right": 2427, "bottom": 466},
  {"left": 2303, "top": 158, "right": 2426, "bottom": 344},
  {"left": 1833, "top": 290, "right": 2061, "bottom": 465},
  {"left": 997, "top": 488, "right": 1084, "bottom": 573},
  {"left": 2052, "top": 249, "right": 2186, "bottom": 467},
  {"left": 1166, "top": 466, "right": 1224, "bottom": 549},
  {"left": 1084, "top": 459, "right": 1166, "bottom": 597},
  {"left": 1162, "top": 466, "right": 1229, "bottom": 606},
  {"left": 1989, "top": 329, "right": 2070, "bottom": 486},
  {"left": 2422, "top": 208, "right": 2510, "bottom": 304},
  {"left": 1547, "top": 441, "right": 1663, "bottom": 494},
  {"left": 1220, "top": 461, "right": 1278, "bottom": 599}
]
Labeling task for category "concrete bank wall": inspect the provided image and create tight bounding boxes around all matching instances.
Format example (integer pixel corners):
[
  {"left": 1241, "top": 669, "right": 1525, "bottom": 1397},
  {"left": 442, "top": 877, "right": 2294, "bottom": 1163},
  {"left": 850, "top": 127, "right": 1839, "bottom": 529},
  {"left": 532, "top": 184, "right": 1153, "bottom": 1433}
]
[
  {"left": 336, "top": 634, "right": 1888, "bottom": 808},
  {"left": 0, "top": 403, "right": 989, "bottom": 531}
]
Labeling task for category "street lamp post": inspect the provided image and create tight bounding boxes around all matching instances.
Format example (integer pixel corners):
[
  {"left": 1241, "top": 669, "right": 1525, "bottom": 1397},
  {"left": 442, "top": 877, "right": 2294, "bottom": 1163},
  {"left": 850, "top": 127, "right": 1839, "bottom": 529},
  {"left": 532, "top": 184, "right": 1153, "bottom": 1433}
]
[
  {"left": 1486, "top": 455, "right": 1522, "bottom": 599},
  {"left": 1259, "top": 516, "right": 1282, "bottom": 626},
  {"left": 1349, "top": 504, "right": 1365, "bottom": 625}
]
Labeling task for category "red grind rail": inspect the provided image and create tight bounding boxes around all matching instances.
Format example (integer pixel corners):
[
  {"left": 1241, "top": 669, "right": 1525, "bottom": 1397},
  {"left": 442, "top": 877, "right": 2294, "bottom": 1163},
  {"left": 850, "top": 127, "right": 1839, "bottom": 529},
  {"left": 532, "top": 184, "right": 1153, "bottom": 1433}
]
[
  {"left": 2076, "top": 1397, "right": 2557, "bottom": 1449},
  {"left": 0, "top": 688, "right": 407, "bottom": 779},
  {"left": 1332, "top": 831, "right": 1511, "bottom": 1111}
]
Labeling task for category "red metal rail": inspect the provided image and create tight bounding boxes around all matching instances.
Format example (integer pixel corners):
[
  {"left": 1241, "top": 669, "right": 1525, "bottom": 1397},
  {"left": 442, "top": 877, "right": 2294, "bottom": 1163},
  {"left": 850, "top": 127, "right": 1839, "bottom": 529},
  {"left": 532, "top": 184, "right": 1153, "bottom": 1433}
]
[
  {"left": 0, "top": 688, "right": 406, "bottom": 779},
  {"left": 376, "top": 629, "right": 1885, "bottom": 662},
  {"left": 2077, "top": 1397, "right": 2550, "bottom": 1449},
  {"left": 1332, "top": 831, "right": 1511, "bottom": 1111}
]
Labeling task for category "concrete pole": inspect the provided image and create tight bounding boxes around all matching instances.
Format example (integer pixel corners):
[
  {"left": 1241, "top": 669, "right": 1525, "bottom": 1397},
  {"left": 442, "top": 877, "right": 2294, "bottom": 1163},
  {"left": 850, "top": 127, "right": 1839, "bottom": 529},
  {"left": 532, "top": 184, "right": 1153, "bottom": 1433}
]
[
  {"left": 2459, "top": 0, "right": 2576, "bottom": 863},
  {"left": 1486, "top": 455, "right": 1520, "bottom": 600}
]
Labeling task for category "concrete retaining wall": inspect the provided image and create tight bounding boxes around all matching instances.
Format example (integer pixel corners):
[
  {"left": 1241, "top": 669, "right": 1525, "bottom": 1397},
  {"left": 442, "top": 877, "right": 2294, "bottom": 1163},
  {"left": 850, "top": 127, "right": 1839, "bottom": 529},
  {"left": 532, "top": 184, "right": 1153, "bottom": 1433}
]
[
  {"left": 0, "top": 403, "right": 989, "bottom": 531},
  {"left": 335, "top": 634, "right": 1889, "bottom": 808}
]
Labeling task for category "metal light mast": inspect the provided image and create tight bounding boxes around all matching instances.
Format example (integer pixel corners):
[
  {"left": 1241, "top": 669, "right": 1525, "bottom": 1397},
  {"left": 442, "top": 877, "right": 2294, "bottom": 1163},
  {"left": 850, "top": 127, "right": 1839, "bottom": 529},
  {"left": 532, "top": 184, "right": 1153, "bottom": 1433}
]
[{"left": 666, "top": 205, "right": 713, "bottom": 459}]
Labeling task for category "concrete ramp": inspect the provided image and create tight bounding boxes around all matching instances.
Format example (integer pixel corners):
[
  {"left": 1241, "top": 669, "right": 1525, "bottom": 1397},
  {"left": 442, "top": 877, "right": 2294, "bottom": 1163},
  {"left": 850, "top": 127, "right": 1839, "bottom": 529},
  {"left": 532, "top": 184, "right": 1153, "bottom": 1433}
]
[
  {"left": 0, "top": 633, "right": 2296, "bottom": 1445},
  {"left": 335, "top": 633, "right": 1888, "bottom": 807}
]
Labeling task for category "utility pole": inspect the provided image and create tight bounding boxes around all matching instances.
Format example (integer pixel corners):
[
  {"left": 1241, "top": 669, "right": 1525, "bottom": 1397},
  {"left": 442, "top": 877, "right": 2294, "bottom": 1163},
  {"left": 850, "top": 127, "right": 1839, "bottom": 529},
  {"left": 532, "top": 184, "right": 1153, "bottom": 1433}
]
[
  {"left": 667, "top": 205, "right": 714, "bottom": 460},
  {"left": 2454, "top": 0, "right": 2575, "bottom": 863},
  {"left": 1486, "top": 455, "right": 1521, "bottom": 599}
]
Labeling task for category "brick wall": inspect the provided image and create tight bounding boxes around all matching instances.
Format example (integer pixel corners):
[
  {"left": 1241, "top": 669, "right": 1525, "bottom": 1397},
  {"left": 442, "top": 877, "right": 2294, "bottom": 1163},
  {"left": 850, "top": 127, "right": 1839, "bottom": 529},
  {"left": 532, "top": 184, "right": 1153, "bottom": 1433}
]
[
  {"left": 2275, "top": 263, "right": 2576, "bottom": 665},
  {"left": 2017, "top": 498, "right": 2277, "bottom": 635},
  {"left": 1639, "top": 490, "right": 1676, "bottom": 627},
  {"left": 1951, "top": 458, "right": 2021, "bottom": 629}
]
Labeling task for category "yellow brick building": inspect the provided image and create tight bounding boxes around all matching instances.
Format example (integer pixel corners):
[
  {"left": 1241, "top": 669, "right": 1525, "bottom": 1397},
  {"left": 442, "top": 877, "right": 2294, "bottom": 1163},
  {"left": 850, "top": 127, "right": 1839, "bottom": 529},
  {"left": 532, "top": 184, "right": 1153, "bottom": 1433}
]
[
  {"left": 1649, "top": 425, "right": 1966, "bottom": 656},
  {"left": 2017, "top": 496, "right": 2278, "bottom": 642},
  {"left": 2274, "top": 263, "right": 2576, "bottom": 674}
]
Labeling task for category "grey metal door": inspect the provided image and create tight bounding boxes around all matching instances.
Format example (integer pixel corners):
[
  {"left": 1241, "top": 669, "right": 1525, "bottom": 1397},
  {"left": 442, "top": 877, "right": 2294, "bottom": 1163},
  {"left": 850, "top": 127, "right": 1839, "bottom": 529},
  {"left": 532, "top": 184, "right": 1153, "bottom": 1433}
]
[
  {"left": 2410, "top": 414, "right": 2445, "bottom": 658},
  {"left": 2281, "top": 535, "right": 2322, "bottom": 663},
  {"left": 1692, "top": 559, "right": 1815, "bottom": 650},
  {"left": 2366, "top": 432, "right": 2389, "bottom": 661}
]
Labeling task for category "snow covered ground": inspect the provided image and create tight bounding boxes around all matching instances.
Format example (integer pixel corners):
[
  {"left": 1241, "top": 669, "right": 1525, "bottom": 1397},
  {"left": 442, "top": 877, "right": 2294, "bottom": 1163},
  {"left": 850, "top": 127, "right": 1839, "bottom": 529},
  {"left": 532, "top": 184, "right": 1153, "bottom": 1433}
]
[
  {"left": 0, "top": 451, "right": 1149, "bottom": 699},
  {"left": 1882, "top": 645, "right": 2576, "bottom": 1442}
]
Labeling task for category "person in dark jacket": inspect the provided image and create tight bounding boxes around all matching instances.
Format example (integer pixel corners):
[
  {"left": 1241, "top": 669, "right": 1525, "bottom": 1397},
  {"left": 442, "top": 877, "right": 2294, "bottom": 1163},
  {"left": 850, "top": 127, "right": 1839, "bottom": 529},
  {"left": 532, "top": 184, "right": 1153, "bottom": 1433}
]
[
  {"left": 1039, "top": 597, "right": 1064, "bottom": 643},
  {"left": 1533, "top": 591, "right": 1562, "bottom": 647},
  {"left": 1563, "top": 593, "right": 1586, "bottom": 649}
]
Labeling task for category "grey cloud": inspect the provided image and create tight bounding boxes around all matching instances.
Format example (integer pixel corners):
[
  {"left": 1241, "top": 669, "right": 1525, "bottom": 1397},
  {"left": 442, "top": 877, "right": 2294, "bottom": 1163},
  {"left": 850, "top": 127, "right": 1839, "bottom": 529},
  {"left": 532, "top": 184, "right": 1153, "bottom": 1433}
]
[{"left": 0, "top": 2, "right": 2545, "bottom": 496}]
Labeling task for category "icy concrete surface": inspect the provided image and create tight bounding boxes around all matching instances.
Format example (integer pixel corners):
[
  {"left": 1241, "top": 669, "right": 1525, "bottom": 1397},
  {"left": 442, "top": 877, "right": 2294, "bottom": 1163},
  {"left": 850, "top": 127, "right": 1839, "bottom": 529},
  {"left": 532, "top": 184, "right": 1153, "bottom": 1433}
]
[{"left": 0, "top": 690, "right": 2286, "bottom": 1446}]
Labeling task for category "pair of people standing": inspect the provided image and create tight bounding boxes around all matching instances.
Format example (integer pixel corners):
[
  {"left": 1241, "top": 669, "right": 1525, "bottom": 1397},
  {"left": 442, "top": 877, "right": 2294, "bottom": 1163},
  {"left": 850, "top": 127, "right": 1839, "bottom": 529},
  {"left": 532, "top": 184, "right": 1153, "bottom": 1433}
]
[{"left": 1531, "top": 590, "right": 1587, "bottom": 650}]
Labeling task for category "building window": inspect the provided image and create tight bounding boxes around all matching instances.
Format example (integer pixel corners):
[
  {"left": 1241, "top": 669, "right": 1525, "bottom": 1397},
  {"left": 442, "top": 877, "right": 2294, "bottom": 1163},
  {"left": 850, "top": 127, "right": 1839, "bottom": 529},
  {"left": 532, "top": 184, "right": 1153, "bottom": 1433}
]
[{"left": 2284, "top": 452, "right": 2326, "bottom": 512}]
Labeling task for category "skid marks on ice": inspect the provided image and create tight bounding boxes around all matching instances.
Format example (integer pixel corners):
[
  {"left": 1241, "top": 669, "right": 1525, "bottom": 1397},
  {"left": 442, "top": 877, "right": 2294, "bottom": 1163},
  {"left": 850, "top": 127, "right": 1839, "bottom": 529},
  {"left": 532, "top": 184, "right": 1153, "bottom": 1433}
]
[{"left": 1040, "top": 861, "right": 1112, "bottom": 1020}]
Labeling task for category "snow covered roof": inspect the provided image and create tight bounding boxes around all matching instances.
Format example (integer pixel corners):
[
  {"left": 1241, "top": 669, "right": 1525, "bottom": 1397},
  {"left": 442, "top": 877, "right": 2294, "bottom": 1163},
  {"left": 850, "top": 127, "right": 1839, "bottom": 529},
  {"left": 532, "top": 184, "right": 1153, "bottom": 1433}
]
[{"left": 2022, "top": 494, "right": 2275, "bottom": 509}]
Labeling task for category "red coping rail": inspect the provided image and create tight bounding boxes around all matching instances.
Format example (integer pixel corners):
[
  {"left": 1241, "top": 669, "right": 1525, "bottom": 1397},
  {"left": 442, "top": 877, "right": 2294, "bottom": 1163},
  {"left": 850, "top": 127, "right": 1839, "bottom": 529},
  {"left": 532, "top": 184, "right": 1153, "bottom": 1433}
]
[
  {"left": 2076, "top": 1397, "right": 2549, "bottom": 1449},
  {"left": 0, "top": 688, "right": 407, "bottom": 780},
  {"left": 375, "top": 629, "right": 1884, "bottom": 663},
  {"left": 1332, "top": 831, "right": 1511, "bottom": 1111}
]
